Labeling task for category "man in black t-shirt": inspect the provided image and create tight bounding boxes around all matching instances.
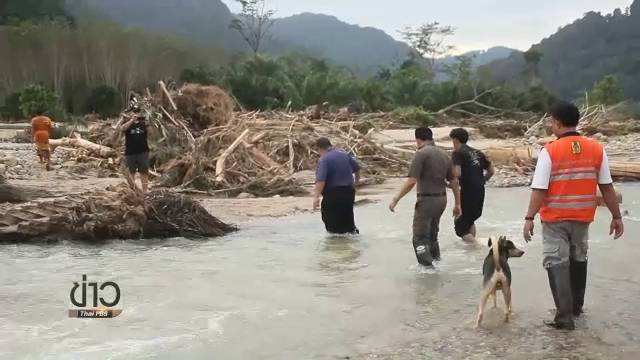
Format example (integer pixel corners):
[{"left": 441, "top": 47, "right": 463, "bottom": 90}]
[
  {"left": 120, "top": 108, "right": 150, "bottom": 192},
  {"left": 450, "top": 128, "right": 495, "bottom": 243}
]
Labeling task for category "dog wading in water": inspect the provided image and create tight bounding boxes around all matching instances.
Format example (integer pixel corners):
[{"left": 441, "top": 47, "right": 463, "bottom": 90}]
[
  {"left": 476, "top": 236, "right": 525, "bottom": 327},
  {"left": 523, "top": 101, "right": 624, "bottom": 330}
]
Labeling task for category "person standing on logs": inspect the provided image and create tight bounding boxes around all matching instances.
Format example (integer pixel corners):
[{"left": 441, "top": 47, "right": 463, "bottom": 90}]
[
  {"left": 523, "top": 101, "right": 624, "bottom": 330},
  {"left": 31, "top": 110, "right": 54, "bottom": 171},
  {"left": 449, "top": 128, "right": 495, "bottom": 243},
  {"left": 389, "top": 127, "right": 461, "bottom": 266},
  {"left": 313, "top": 137, "right": 361, "bottom": 235},
  {"left": 120, "top": 107, "right": 150, "bottom": 193}
]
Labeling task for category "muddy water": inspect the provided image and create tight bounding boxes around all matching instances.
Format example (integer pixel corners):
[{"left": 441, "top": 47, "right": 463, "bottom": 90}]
[{"left": 1, "top": 185, "right": 640, "bottom": 359}]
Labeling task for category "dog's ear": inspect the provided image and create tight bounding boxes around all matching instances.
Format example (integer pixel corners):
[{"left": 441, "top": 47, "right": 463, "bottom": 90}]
[{"left": 487, "top": 238, "right": 493, "bottom": 247}]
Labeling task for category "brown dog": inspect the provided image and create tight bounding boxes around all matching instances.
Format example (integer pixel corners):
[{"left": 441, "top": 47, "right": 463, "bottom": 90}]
[{"left": 476, "top": 236, "right": 525, "bottom": 328}]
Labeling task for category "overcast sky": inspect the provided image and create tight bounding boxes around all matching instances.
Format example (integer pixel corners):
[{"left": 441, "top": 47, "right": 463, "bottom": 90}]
[{"left": 223, "top": 0, "right": 632, "bottom": 53}]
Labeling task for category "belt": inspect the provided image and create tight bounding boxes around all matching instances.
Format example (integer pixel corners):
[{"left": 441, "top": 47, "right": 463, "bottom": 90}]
[{"left": 417, "top": 192, "right": 446, "bottom": 197}]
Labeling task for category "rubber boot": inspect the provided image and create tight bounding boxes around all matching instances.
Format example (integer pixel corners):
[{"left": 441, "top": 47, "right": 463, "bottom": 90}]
[
  {"left": 545, "top": 263, "right": 575, "bottom": 330},
  {"left": 570, "top": 259, "right": 588, "bottom": 317}
]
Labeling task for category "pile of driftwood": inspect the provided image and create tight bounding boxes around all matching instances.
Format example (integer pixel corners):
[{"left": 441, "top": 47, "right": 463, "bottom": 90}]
[
  {"left": 52, "top": 83, "right": 412, "bottom": 197},
  {"left": 158, "top": 111, "right": 411, "bottom": 196},
  {"left": 0, "top": 182, "right": 236, "bottom": 243}
]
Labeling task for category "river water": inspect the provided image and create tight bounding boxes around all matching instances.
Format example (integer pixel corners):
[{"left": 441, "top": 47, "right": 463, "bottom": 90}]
[{"left": 1, "top": 185, "right": 640, "bottom": 360}]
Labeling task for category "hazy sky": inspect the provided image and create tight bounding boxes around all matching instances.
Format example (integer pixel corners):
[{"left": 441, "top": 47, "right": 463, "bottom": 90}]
[{"left": 223, "top": 0, "right": 632, "bottom": 53}]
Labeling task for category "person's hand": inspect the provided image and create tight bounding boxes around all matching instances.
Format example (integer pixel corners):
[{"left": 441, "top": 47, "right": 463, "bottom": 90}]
[
  {"left": 313, "top": 196, "right": 320, "bottom": 210},
  {"left": 610, "top": 218, "right": 624, "bottom": 239},
  {"left": 523, "top": 220, "right": 535, "bottom": 243},
  {"left": 453, "top": 205, "right": 461, "bottom": 218},
  {"left": 389, "top": 197, "right": 399, "bottom": 213}
]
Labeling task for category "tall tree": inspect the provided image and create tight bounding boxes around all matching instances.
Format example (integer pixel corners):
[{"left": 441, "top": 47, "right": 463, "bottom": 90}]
[
  {"left": 589, "top": 75, "right": 624, "bottom": 106},
  {"left": 523, "top": 48, "right": 543, "bottom": 86},
  {"left": 400, "top": 22, "right": 456, "bottom": 73},
  {"left": 229, "top": 0, "right": 275, "bottom": 56}
]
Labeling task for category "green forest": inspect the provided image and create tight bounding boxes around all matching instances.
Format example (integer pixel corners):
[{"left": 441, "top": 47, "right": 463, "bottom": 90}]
[{"left": 0, "top": 0, "right": 637, "bottom": 122}]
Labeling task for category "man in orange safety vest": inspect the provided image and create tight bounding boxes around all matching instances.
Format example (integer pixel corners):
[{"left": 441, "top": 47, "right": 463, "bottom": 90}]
[{"left": 523, "top": 101, "right": 624, "bottom": 330}]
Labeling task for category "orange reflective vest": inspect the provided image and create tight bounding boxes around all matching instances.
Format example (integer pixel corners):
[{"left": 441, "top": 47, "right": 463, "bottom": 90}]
[{"left": 540, "top": 135, "right": 603, "bottom": 223}]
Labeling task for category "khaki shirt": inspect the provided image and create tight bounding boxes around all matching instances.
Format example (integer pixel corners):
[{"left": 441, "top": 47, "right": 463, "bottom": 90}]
[{"left": 408, "top": 144, "right": 454, "bottom": 195}]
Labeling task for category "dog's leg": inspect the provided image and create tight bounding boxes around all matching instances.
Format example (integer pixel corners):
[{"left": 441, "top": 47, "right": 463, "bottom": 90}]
[
  {"left": 476, "top": 285, "right": 493, "bottom": 328},
  {"left": 502, "top": 284, "right": 512, "bottom": 323}
]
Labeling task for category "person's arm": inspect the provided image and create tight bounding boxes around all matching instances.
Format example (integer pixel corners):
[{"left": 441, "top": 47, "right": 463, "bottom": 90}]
[
  {"left": 597, "top": 150, "right": 624, "bottom": 239},
  {"left": 523, "top": 149, "right": 552, "bottom": 242},
  {"left": 447, "top": 165, "right": 462, "bottom": 217},
  {"left": 390, "top": 152, "right": 421, "bottom": 212},
  {"left": 349, "top": 154, "right": 361, "bottom": 188},
  {"left": 313, "top": 158, "right": 328, "bottom": 209},
  {"left": 389, "top": 178, "right": 417, "bottom": 212},
  {"left": 482, "top": 152, "right": 495, "bottom": 182},
  {"left": 120, "top": 115, "right": 137, "bottom": 132},
  {"left": 313, "top": 181, "right": 326, "bottom": 209},
  {"left": 484, "top": 163, "right": 495, "bottom": 182}
]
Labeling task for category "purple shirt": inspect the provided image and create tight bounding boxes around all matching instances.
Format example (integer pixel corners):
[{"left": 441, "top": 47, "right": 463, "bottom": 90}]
[{"left": 316, "top": 148, "right": 360, "bottom": 190}]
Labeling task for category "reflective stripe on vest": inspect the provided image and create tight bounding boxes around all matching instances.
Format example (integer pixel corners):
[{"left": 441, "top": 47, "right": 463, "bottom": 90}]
[{"left": 540, "top": 135, "right": 603, "bottom": 223}]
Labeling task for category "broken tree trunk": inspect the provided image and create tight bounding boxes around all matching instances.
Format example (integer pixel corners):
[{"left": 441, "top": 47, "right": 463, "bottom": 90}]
[
  {"left": 215, "top": 129, "right": 250, "bottom": 182},
  {"left": 159, "top": 81, "right": 178, "bottom": 111},
  {"left": 50, "top": 133, "right": 117, "bottom": 158}
]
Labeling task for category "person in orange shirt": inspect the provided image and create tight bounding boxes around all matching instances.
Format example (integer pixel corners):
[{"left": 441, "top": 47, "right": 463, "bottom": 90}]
[
  {"left": 523, "top": 101, "right": 624, "bottom": 330},
  {"left": 31, "top": 111, "right": 54, "bottom": 171}
]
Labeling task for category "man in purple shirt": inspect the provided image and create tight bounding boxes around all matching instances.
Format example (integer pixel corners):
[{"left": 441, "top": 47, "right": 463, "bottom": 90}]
[{"left": 313, "top": 137, "right": 361, "bottom": 234}]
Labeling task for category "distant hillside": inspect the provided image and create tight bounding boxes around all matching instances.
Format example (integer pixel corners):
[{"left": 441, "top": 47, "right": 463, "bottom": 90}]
[
  {"left": 482, "top": 0, "right": 640, "bottom": 99},
  {"left": 72, "top": 1, "right": 410, "bottom": 74},
  {"left": 436, "top": 46, "right": 516, "bottom": 68},
  {"left": 268, "top": 13, "right": 411, "bottom": 74}
]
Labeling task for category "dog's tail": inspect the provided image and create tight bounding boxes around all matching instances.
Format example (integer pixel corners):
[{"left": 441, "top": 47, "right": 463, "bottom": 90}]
[{"left": 491, "top": 237, "right": 502, "bottom": 272}]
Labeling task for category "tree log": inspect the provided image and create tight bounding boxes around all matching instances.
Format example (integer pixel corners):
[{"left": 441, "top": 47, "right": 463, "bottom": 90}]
[
  {"left": 159, "top": 81, "right": 178, "bottom": 111},
  {"left": 215, "top": 129, "right": 250, "bottom": 182},
  {"left": 50, "top": 134, "right": 117, "bottom": 158}
]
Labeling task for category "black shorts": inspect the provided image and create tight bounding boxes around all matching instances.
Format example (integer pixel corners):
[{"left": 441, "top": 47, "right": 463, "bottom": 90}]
[
  {"left": 125, "top": 152, "right": 150, "bottom": 173},
  {"left": 455, "top": 187, "right": 485, "bottom": 237}
]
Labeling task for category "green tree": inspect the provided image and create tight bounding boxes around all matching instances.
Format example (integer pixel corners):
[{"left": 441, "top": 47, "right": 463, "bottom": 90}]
[
  {"left": 400, "top": 22, "right": 456, "bottom": 73},
  {"left": 589, "top": 75, "right": 624, "bottom": 105},
  {"left": 229, "top": 0, "right": 276, "bottom": 55},
  {"left": 0, "top": 0, "right": 72, "bottom": 24},
  {"left": 84, "top": 85, "right": 121, "bottom": 117},
  {"left": 523, "top": 48, "right": 543, "bottom": 86},
  {"left": 18, "top": 84, "right": 59, "bottom": 118}
]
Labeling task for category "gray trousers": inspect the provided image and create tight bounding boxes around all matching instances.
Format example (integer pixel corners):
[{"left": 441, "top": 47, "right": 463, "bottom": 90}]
[
  {"left": 412, "top": 196, "right": 447, "bottom": 265},
  {"left": 542, "top": 221, "right": 589, "bottom": 268}
]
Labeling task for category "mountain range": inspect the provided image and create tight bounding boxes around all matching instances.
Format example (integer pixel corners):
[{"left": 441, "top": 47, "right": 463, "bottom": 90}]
[{"left": 481, "top": 0, "right": 640, "bottom": 99}]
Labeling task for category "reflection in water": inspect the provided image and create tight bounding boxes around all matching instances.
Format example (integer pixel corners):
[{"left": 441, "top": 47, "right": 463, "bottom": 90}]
[{"left": 316, "top": 234, "right": 366, "bottom": 275}]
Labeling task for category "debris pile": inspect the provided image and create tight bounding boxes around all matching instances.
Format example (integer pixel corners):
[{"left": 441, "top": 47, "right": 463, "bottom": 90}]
[
  {"left": 56, "top": 84, "right": 412, "bottom": 197},
  {"left": 0, "top": 183, "right": 236, "bottom": 243}
]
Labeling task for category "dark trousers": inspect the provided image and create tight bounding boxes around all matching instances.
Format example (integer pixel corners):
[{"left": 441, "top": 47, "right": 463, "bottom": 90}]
[
  {"left": 321, "top": 186, "right": 357, "bottom": 234},
  {"left": 454, "top": 187, "right": 485, "bottom": 237},
  {"left": 413, "top": 196, "right": 447, "bottom": 265}
]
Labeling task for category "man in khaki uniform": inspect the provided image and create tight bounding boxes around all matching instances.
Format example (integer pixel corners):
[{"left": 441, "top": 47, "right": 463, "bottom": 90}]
[{"left": 389, "top": 127, "right": 461, "bottom": 266}]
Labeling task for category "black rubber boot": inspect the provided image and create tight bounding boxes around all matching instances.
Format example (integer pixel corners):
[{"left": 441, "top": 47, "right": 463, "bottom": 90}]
[
  {"left": 545, "top": 263, "right": 575, "bottom": 330},
  {"left": 570, "top": 259, "right": 588, "bottom": 317}
]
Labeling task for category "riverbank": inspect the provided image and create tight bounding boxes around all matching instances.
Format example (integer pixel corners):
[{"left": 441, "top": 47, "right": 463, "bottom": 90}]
[{"left": 2, "top": 127, "right": 638, "bottom": 225}]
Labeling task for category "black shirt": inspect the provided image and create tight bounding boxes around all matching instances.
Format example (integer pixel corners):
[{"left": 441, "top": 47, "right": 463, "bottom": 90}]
[
  {"left": 124, "top": 120, "right": 149, "bottom": 155},
  {"left": 452, "top": 144, "right": 490, "bottom": 190}
]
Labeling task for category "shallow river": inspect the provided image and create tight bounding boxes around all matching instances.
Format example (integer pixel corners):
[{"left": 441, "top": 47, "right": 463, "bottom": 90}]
[{"left": 1, "top": 185, "right": 640, "bottom": 359}]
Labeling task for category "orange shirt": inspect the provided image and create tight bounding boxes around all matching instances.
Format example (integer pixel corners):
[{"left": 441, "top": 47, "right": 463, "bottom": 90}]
[{"left": 31, "top": 116, "right": 53, "bottom": 145}]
